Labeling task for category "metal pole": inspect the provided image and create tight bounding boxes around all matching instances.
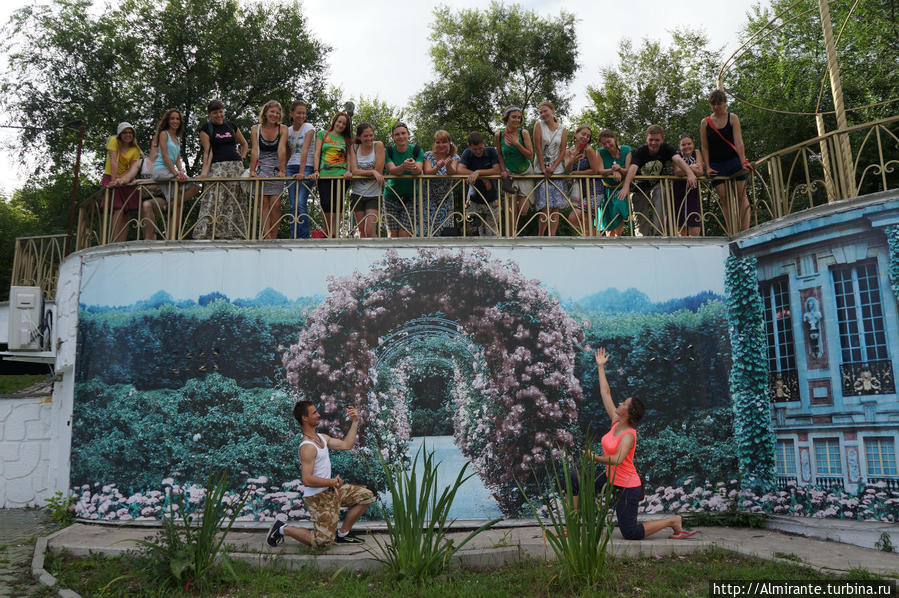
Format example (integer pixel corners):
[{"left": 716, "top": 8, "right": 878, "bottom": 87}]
[
  {"left": 817, "top": 0, "right": 856, "bottom": 199},
  {"left": 65, "top": 121, "right": 86, "bottom": 255}
]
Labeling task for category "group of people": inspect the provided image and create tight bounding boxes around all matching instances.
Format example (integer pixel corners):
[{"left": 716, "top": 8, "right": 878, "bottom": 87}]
[
  {"left": 101, "top": 90, "right": 752, "bottom": 241},
  {"left": 266, "top": 347, "right": 694, "bottom": 550}
]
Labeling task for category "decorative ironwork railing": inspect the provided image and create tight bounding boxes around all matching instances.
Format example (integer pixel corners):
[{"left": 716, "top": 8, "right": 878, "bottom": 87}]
[
  {"left": 10, "top": 234, "right": 67, "bottom": 300},
  {"left": 839, "top": 360, "right": 896, "bottom": 396},
  {"left": 9, "top": 115, "right": 899, "bottom": 301}
]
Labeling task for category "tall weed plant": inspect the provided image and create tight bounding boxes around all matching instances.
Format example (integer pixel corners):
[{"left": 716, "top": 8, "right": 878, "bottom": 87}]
[
  {"left": 128, "top": 470, "right": 250, "bottom": 593},
  {"left": 369, "top": 447, "right": 501, "bottom": 580},
  {"left": 520, "top": 446, "right": 617, "bottom": 587}
]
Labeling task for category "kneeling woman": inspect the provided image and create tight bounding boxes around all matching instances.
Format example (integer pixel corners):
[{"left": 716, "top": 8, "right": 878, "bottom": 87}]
[{"left": 575, "top": 347, "right": 697, "bottom": 540}]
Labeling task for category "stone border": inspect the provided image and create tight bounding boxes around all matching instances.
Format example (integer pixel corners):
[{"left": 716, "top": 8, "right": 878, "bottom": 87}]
[{"left": 32, "top": 525, "right": 82, "bottom": 598}]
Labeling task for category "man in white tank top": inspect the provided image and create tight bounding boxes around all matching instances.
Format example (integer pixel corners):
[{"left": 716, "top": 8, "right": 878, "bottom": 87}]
[{"left": 266, "top": 401, "right": 374, "bottom": 547}]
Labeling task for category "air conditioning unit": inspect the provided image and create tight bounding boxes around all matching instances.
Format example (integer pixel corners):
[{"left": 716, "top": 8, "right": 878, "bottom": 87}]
[{"left": 8, "top": 286, "right": 53, "bottom": 352}]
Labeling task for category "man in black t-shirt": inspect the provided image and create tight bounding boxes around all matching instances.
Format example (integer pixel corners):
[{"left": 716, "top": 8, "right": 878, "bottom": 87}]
[
  {"left": 617, "top": 125, "right": 697, "bottom": 236},
  {"left": 457, "top": 132, "right": 501, "bottom": 236}
]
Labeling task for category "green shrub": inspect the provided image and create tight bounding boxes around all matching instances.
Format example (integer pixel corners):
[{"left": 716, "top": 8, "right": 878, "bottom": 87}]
[{"left": 368, "top": 447, "right": 500, "bottom": 580}]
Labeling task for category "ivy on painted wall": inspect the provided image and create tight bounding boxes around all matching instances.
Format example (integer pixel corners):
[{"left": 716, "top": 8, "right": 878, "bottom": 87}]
[
  {"left": 887, "top": 225, "right": 899, "bottom": 302},
  {"left": 724, "top": 255, "right": 776, "bottom": 490}
]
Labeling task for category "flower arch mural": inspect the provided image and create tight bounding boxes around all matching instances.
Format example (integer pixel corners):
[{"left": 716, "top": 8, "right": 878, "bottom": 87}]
[{"left": 282, "top": 248, "right": 585, "bottom": 515}]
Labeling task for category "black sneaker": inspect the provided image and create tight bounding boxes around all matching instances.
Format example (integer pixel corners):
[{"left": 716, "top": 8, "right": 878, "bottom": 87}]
[
  {"left": 266, "top": 519, "right": 284, "bottom": 547},
  {"left": 334, "top": 530, "right": 364, "bottom": 544}
]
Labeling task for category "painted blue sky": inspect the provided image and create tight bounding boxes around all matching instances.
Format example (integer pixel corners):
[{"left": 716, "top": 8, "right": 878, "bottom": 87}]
[{"left": 77, "top": 242, "right": 729, "bottom": 307}]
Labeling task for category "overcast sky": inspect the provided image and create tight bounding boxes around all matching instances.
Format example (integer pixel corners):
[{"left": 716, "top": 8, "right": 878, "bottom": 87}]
[{"left": 0, "top": 0, "right": 767, "bottom": 194}]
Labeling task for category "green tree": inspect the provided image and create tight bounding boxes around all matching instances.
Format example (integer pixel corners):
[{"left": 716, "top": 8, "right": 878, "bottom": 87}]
[
  {"left": 1, "top": 0, "right": 330, "bottom": 178},
  {"left": 410, "top": 2, "right": 578, "bottom": 146},
  {"left": 350, "top": 96, "right": 405, "bottom": 146},
  {"left": 728, "top": 0, "right": 899, "bottom": 159},
  {"left": 579, "top": 28, "right": 722, "bottom": 147}
]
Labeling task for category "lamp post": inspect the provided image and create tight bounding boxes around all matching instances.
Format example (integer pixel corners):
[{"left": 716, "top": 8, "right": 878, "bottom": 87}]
[{"left": 63, "top": 119, "right": 86, "bottom": 255}]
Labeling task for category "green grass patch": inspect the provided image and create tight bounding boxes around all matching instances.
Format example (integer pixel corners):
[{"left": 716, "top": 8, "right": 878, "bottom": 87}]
[
  {"left": 0, "top": 374, "right": 46, "bottom": 394},
  {"left": 45, "top": 546, "right": 887, "bottom": 598}
]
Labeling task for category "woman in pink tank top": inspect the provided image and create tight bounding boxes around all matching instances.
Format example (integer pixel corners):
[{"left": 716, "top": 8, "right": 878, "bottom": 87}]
[{"left": 573, "top": 347, "right": 697, "bottom": 540}]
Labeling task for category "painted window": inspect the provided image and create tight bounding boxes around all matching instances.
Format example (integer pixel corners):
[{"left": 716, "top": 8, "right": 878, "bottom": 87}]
[
  {"left": 865, "top": 437, "right": 897, "bottom": 477},
  {"left": 832, "top": 261, "right": 887, "bottom": 364},
  {"left": 776, "top": 440, "right": 797, "bottom": 475},
  {"left": 761, "top": 277, "right": 796, "bottom": 373},
  {"left": 814, "top": 438, "right": 842, "bottom": 475}
]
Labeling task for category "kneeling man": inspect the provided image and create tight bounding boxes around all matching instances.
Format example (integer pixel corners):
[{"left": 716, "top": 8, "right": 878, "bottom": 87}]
[{"left": 267, "top": 401, "right": 373, "bottom": 547}]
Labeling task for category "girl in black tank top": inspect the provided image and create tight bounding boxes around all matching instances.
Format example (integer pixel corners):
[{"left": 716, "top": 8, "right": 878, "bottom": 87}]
[{"left": 700, "top": 89, "right": 753, "bottom": 233}]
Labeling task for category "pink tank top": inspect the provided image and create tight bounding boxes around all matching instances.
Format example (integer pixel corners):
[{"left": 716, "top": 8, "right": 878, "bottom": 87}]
[{"left": 600, "top": 421, "right": 640, "bottom": 488}]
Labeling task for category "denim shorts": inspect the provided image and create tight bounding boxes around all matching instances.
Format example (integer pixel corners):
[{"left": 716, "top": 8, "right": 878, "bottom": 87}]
[{"left": 709, "top": 156, "right": 748, "bottom": 187}]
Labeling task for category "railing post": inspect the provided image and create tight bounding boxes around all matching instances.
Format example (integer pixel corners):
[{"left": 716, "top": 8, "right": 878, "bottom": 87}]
[
  {"left": 818, "top": 0, "right": 857, "bottom": 200},
  {"left": 815, "top": 114, "right": 838, "bottom": 203}
]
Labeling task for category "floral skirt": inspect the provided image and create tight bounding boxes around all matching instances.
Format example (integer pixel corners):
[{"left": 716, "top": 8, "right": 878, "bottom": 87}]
[{"left": 193, "top": 160, "right": 248, "bottom": 239}]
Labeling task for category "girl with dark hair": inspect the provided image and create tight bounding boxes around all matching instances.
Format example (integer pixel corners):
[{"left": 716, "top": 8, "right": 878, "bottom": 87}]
[
  {"left": 495, "top": 106, "right": 534, "bottom": 234},
  {"left": 673, "top": 133, "right": 704, "bottom": 236},
  {"left": 348, "top": 122, "right": 385, "bottom": 238},
  {"left": 309, "top": 111, "right": 353, "bottom": 237},
  {"left": 285, "top": 100, "right": 316, "bottom": 239},
  {"left": 101, "top": 122, "right": 142, "bottom": 242},
  {"left": 195, "top": 99, "right": 249, "bottom": 239},
  {"left": 151, "top": 110, "right": 199, "bottom": 221},
  {"left": 564, "top": 125, "right": 600, "bottom": 236},
  {"left": 700, "top": 89, "right": 752, "bottom": 233},
  {"left": 573, "top": 347, "right": 697, "bottom": 540}
]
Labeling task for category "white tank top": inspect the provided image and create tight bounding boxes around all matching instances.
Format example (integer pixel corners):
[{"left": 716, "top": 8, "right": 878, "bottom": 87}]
[
  {"left": 299, "top": 433, "right": 331, "bottom": 497},
  {"left": 350, "top": 146, "right": 379, "bottom": 197},
  {"left": 539, "top": 120, "right": 565, "bottom": 174}
]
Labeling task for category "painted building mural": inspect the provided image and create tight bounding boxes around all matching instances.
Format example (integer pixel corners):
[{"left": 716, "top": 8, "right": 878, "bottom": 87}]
[{"left": 735, "top": 196, "right": 899, "bottom": 498}]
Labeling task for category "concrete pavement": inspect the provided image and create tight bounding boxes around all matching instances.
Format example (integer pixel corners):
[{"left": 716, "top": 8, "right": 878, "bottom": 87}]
[{"left": 36, "top": 516, "right": 899, "bottom": 583}]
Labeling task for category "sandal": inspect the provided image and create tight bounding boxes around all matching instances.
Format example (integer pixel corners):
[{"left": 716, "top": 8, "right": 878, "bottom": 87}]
[{"left": 670, "top": 530, "right": 698, "bottom": 540}]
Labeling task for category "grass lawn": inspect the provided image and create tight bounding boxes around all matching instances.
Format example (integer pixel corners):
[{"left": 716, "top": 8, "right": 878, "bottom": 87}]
[
  {"left": 0, "top": 374, "right": 47, "bottom": 394},
  {"left": 44, "top": 547, "right": 886, "bottom": 598}
]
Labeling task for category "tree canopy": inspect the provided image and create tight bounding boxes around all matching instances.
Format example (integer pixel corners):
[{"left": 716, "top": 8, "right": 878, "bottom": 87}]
[
  {"left": 0, "top": 0, "right": 330, "bottom": 176},
  {"left": 578, "top": 28, "right": 722, "bottom": 148},
  {"left": 727, "top": 0, "right": 899, "bottom": 158},
  {"left": 410, "top": 2, "right": 578, "bottom": 146}
]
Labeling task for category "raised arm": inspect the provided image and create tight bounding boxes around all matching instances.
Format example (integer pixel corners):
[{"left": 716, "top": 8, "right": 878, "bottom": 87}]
[
  {"left": 326, "top": 406, "right": 360, "bottom": 451},
  {"left": 595, "top": 347, "right": 617, "bottom": 421}
]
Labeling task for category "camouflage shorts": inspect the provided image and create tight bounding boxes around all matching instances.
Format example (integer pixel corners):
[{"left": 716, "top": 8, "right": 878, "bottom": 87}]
[{"left": 303, "top": 484, "right": 374, "bottom": 547}]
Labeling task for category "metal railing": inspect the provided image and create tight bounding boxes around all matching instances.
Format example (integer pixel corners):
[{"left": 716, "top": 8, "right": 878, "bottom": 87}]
[
  {"left": 10, "top": 116, "right": 899, "bottom": 301},
  {"left": 72, "top": 172, "right": 753, "bottom": 244},
  {"left": 748, "top": 115, "right": 899, "bottom": 223},
  {"left": 10, "top": 234, "right": 67, "bottom": 299}
]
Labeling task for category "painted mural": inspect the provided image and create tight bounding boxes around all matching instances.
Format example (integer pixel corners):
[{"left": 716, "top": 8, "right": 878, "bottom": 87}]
[{"left": 68, "top": 241, "right": 898, "bottom": 522}]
